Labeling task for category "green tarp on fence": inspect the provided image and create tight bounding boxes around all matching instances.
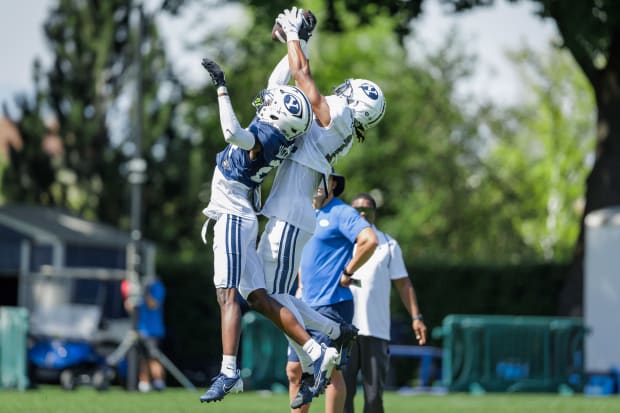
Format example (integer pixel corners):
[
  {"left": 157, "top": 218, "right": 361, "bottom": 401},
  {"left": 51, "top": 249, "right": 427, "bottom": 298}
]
[
  {"left": 433, "top": 314, "right": 586, "bottom": 394},
  {"left": 0, "top": 306, "right": 29, "bottom": 390}
]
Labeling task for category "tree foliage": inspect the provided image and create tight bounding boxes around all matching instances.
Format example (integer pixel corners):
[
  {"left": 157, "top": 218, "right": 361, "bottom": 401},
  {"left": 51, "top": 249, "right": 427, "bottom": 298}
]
[
  {"left": 0, "top": 0, "right": 602, "bottom": 303},
  {"left": 236, "top": 0, "right": 619, "bottom": 314},
  {"left": 436, "top": 0, "right": 620, "bottom": 314},
  {"left": 197, "top": 4, "right": 589, "bottom": 265},
  {"left": 2, "top": 0, "right": 194, "bottom": 254},
  {"left": 482, "top": 47, "right": 595, "bottom": 262},
  {"left": 4, "top": 0, "right": 135, "bottom": 220}
]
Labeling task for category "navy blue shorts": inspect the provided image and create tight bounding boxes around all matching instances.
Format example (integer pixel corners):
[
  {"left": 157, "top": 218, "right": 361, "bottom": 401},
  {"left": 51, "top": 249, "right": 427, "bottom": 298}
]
[{"left": 287, "top": 299, "right": 354, "bottom": 363}]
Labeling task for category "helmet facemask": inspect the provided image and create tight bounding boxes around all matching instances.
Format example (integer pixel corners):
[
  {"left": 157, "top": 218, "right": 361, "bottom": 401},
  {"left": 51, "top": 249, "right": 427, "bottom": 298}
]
[
  {"left": 334, "top": 78, "right": 386, "bottom": 141},
  {"left": 252, "top": 89, "right": 275, "bottom": 112}
]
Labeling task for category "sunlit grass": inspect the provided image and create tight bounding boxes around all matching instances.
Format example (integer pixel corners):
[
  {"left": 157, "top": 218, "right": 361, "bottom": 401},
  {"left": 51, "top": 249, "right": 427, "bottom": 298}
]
[{"left": 1, "top": 386, "right": 619, "bottom": 413}]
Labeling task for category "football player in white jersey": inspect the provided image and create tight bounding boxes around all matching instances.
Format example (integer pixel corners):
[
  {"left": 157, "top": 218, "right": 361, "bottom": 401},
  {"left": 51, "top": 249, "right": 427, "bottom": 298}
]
[
  {"left": 251, "top": 7, "right": 387, "bottom": 410},
  {"left": 199, "top": 58, "right": 339, "bottom": 404}
]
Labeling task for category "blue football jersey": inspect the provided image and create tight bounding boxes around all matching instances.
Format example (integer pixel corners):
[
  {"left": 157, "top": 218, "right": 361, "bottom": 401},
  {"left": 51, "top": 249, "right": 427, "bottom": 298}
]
[{"left": 216, "top": 117, "right": 297, "bottom": 188}]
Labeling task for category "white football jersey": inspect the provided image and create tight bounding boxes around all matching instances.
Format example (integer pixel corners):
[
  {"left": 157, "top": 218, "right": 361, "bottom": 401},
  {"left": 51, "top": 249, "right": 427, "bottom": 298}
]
[
  {"left": 261, "top": 95, "right": 356, "bottom": 232},
  {"left": 203, "top": 166, "right": 256, "bottom": 220},
  {"left": 289, "top": 95, "right": 355, "bottom": 171}
]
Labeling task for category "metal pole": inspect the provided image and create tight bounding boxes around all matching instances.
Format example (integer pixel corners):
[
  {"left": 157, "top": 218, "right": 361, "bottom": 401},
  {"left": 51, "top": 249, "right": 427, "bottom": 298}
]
[{"left": 126, "top": 2, "right": 146, "bottom": 392}]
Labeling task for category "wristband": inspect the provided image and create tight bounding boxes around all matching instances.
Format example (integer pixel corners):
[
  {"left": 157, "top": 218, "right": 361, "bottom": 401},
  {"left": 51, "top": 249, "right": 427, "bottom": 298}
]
[
  {"left": 217, "top": 86, "right": 228, "bottom": 97},
  {"left": 286, "top": 31, "right": 300, "bottom": 42},
  {"left": 412, "top": 314, "right": 423, "bottom": 321},
  {"left": 299, "top": 39, "right": 310, "bottom": 60},
  {"left": 343, "top": 268, "right": 354, "bottom": 277}
]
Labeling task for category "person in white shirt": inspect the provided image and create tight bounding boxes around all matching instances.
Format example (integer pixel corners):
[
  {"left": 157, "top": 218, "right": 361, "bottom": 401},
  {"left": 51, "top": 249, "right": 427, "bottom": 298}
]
[{"left": 342, "top": 193, "right": 427, "bottom": 413}]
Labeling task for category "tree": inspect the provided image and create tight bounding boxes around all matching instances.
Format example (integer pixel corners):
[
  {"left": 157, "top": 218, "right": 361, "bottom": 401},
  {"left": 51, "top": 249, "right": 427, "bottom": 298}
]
[
  {"left": 4, "top": 0, "right": 136, "bottom": 219},
  {"left": 435, "top": 0, "right": 620, "bottom": 317},
  {"left": 3, "top": 1, "right": 193, "bottom": 254},
  {"left": 264, "top": 12, "right": 548, "bottom": 263},
  {"left": 176, "top": 0, "right": 587, "bottom": 263},
  {"left": 4, "top": 1, "right": 603, "bottom": 308},
  {"left": 0, "top": 110, "right": 23, "bottom": 203},
  {"left": 235, "top": 0, "right": 617, "bottom": 314},
  {"left": 482, "top": 46, "right": 595, "bottom": 262}
]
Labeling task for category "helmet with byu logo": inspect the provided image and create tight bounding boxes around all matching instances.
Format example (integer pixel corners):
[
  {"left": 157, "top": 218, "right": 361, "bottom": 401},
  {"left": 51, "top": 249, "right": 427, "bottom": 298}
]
[
  {"left": 253, "top": 85, "right": 312, "bottom": 141},
  {"left": 334, "top": 78, "right": 386, "bottom": 131}
]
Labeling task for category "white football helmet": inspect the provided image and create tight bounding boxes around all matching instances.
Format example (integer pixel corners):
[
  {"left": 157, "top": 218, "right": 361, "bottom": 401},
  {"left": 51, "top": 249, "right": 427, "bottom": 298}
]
[
  {"left": 334, "top": 78, "right": 386, "bottom": 131},
  {"left": 253, "top": 85, "right": 312, "bottom": 141}
]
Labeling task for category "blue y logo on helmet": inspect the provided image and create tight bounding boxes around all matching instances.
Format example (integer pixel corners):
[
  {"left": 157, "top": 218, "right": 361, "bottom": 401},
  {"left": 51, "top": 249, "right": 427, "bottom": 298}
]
[
  {"left": 283, "top": 93, "right": 302, "bottom": 116},
  {"left": 360, "top": 83, "right": 379, "bottom": 100}
]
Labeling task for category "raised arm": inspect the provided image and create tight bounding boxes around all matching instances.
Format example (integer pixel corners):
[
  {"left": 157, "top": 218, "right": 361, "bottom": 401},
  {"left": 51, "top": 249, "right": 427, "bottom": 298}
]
[
  {"left": 277, "top": 9, "right": 332, "bottom": 127},
  {"left": 202, "top": 58, "right": 256, "bottom": 150},
  {"left": 268, "top": 54, "right": 291, "bottom": 88}
]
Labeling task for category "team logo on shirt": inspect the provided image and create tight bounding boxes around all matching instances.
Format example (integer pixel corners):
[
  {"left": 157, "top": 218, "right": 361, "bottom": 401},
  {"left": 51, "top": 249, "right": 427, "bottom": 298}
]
[
  {"left": 319, "top": 219, "right": 330, "bottom": 227},
  {"left": 359, "top": 83, "right": 379, "bottom": 100},
  {"left": 283, "top": 93, "right": 303, "bottom": 116}
]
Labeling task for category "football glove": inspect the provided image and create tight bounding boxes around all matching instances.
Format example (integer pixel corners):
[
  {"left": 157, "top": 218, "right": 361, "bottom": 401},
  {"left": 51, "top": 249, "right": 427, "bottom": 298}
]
[
  {"left": 201, "top": 58, "right": 226, "bottom": 87},
  {"left": 299, "top": 10, "right": 317, "bottom": 42},
  {"left": 276, "top": 7, "right": 305, "bottom": 36},
  {"left": 272, "top": 9, "right": 316, "bottom": 43}
]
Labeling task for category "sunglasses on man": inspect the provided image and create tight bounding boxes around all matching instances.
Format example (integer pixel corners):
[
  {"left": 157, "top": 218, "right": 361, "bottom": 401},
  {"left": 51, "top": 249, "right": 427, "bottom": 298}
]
[{"left": 354, "top": 206, "right": 375, "bottom": 214}]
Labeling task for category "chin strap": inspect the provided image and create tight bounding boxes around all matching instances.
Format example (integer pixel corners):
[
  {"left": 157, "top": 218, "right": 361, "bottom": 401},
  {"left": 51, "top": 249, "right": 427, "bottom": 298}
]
[
  {"left": 312, "top": 173, "right": 329, "bottom": 209},
  {"left": 354, "top": 119, "right": 366, "bottom": 143},
  {"left": 321, "top": 173, "right": 329, "bottom": 198}
]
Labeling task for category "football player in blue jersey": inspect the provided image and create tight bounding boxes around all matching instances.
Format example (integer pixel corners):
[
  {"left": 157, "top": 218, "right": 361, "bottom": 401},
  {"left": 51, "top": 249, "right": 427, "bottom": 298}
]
[{"left": 199, "top": 58, "right": 339, "bottom": 403}]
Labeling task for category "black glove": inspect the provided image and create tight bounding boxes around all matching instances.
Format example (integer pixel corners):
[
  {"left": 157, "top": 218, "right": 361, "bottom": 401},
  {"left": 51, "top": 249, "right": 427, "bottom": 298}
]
[{"left": 201, "top": 58, "right": 226, "bottom": 87}]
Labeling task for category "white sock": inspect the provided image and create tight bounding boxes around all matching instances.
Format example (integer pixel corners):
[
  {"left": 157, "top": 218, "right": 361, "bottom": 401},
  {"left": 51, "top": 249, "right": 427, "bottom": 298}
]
[
  {"left": 287, "top": 336, "right": 314, "bottom": 374},
  {"left": 138, "top": 381, "right": 151, "bottom": 392},
  {"left": 221, "top": 355, "right": 237, "bottom": 377},
  {"left": 303, "top": 339, "right": 323, "bottom": 363}
]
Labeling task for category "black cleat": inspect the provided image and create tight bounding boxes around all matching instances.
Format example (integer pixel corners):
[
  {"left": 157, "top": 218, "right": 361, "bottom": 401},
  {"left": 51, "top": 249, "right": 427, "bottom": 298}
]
[
  {"left": 290, "top": 373, "right": 315, "bottom": 409},
  {"left": 334, "top": 323, "right": 359, "bottom": 369}
]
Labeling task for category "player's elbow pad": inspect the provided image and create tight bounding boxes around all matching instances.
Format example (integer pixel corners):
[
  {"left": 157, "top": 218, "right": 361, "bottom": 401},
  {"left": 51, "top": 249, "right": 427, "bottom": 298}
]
[{"left": 223, "top": 127, "right": 255, "bottom": 150}]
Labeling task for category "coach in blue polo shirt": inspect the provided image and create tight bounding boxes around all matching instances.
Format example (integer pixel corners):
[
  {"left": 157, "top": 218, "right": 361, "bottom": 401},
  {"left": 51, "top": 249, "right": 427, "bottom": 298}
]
[{"left": 287, "top": 171, "right": 378, "bottom": 412}]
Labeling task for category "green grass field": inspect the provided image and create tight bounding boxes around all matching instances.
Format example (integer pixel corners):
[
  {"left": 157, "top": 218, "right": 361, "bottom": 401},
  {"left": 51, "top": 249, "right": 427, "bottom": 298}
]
[{"left": 1, "top": 386, "right": 619, "bottom": 413}]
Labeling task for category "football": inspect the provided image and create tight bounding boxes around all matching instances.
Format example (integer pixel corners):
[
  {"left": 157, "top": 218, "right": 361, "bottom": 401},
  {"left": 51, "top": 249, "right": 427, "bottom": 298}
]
[
  {"left": 271, "top": 10, "right": 317, "bottom": 43},
  {"left": 271, "top": 22, "right": 287, "bottom": 43}
]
